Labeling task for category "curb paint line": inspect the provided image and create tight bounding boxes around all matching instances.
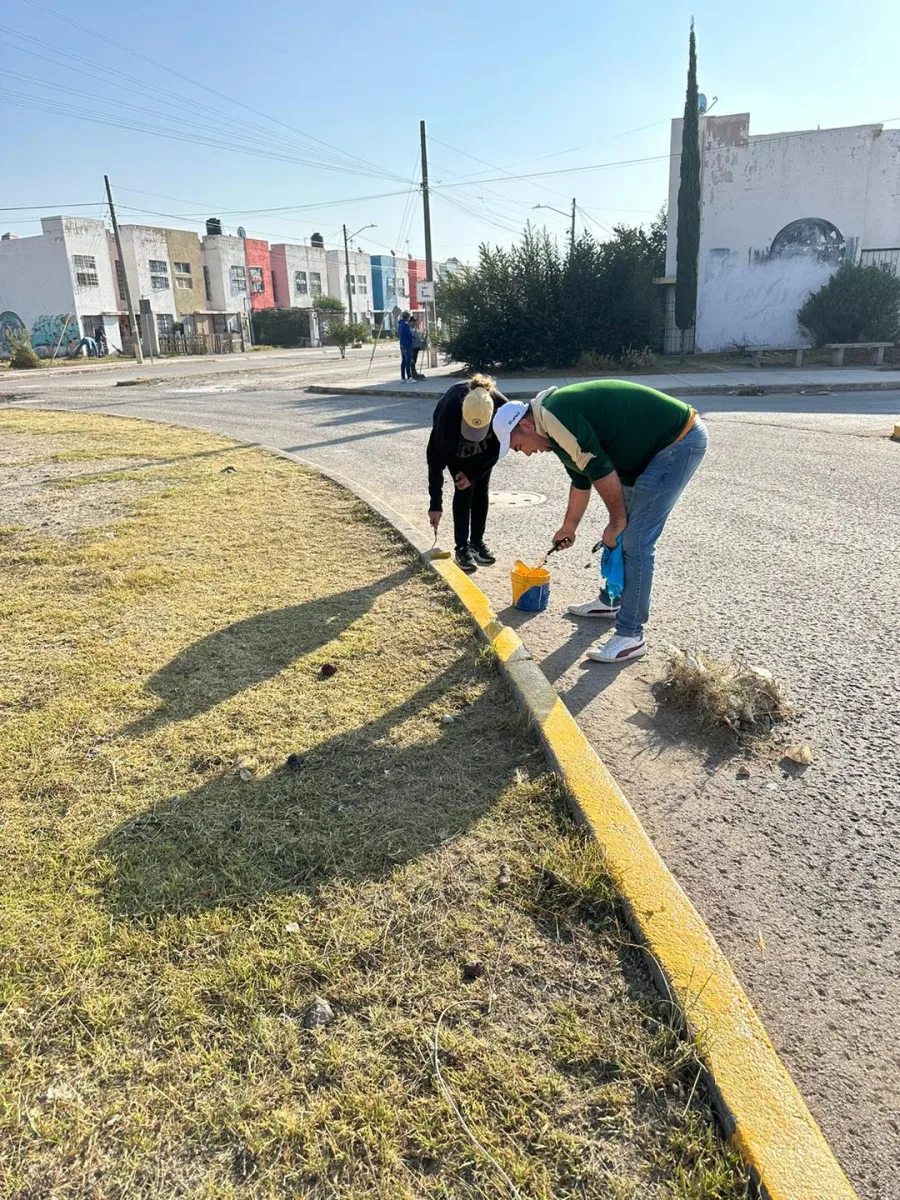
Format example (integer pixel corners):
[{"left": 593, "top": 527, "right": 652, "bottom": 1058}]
[
  {"left": 305, "top": 379, "right": 900, "bottom": 401},
  {"left": 263, "top": 445, "right": 857, "bottom": 1200}
]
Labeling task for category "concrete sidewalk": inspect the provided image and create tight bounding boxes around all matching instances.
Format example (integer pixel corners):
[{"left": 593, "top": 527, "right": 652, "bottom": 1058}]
[{"left": 308, "top": 363, "right": 900, "bottom": 399}]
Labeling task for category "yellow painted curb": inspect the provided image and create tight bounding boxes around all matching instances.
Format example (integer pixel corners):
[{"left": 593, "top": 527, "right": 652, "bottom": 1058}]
[{"left": 430, "top": 555, "right": 858, "bottom": 1200}]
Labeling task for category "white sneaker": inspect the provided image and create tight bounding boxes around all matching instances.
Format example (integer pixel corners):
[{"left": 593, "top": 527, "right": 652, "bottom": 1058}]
[
  {"left": 587, "top": 634, "right": 646, "bottom": 663},
  {"left": 567, "top": 595, "right": 621, "bottom": 618}
]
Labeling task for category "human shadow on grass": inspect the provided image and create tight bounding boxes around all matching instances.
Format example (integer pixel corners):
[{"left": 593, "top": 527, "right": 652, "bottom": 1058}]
[
  {"left": 121, "top": 567, "right": 412, "bottom": 737},
  {"left": 98, "top": 660, "right": 530, "bottom": 918}
]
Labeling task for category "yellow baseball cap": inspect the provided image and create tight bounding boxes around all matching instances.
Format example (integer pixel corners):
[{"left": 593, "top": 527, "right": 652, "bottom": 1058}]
[{"left": 461, "top": 386, "right": 494, "bottom": 441}]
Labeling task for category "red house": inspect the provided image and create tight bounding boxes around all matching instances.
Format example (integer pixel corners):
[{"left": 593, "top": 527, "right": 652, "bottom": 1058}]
[
  {"left": 407, "top": 258, "right": 426, "bottom": 314},
  {"left": 243, "top": 237, "right": 274, "bottom": 310}
]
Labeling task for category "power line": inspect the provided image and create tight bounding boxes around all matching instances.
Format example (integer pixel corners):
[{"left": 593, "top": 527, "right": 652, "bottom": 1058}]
[
  {"left": 429, "top": 118, "right": 900, "bottom": 189},
  {"left": 17, "top": 0, "right": 408, "bottom": 184}
]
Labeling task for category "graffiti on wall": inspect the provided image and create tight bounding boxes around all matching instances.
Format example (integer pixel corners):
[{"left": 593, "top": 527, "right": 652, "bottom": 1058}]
[
  {"left": 30, "top": 313, "right": 80, "bottom": 357},
  {"left": 0, "top": 311, "right": 27, "bottom": 357},
  {"left": 0, "top": 311, "right": 83, "bottom": 359}
]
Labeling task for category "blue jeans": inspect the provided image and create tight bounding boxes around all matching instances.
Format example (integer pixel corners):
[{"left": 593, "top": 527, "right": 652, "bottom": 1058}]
[
  {"left": 602, "top": 418, "right": 709, "bottom": 639},
  {"left": 400, "top": 347, "right": 413, "bottom": 379}
]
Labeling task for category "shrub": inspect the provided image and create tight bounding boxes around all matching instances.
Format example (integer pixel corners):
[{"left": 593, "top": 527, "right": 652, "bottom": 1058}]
[
  {"left": 7, "top": 328, "right": 42, "bottom": 369},
  {"left": 326, "top": 320, "right": 367, "bottom": 357},
  {"left": 438, "top": 211, "right": 666, "bottom": 371},
  {"left": 797, "top": 262, "right": 900, "bottom": 345}
]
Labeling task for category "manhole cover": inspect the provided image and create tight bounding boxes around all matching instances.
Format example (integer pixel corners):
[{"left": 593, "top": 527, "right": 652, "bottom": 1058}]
[{"left": 491, "top": 491, "right": 546, "bottom": 508}]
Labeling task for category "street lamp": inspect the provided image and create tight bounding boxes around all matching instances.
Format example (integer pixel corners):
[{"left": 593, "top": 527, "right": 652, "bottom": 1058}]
[
  {"left": 532, "top": 201, "right": 576, "bottom": 249},
  {"left": 343, "top": 223, "right": 376, "bottom": 323}
]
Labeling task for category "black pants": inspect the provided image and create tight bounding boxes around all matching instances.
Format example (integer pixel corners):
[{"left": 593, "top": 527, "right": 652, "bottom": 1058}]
[
  {"left": 411, "top": 348, "right": 421, "bottom": 375},
  {"left": 452, "top": 471, "right": 490, "bottom": 549}
]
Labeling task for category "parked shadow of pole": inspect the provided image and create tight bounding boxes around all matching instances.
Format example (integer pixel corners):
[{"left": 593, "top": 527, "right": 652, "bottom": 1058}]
[
  {"left": 121, "top": 567, "right": 412, "bottom": 738},
  {"left": 96, "top": 663, "right": 526, "bottom": 918}
]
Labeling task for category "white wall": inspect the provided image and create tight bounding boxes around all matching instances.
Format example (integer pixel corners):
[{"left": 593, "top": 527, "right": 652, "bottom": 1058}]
[
  {"left": 665, "top": 114, "right": 900, "bottom": 350},
  {"left": 200, "top": 234, "right": 248, "bottom": 312},
  {"left": 272, "top": 243, "right": 328, "bottom": 308},
  {"left": 0, "top": 216, "right": 119, "bottom": 356},
  {"left": 118, "top": 225, "right": 176, "bottom": 319},
  {"left": 325, "top": 248, "right": 373, "bottom": 322}
]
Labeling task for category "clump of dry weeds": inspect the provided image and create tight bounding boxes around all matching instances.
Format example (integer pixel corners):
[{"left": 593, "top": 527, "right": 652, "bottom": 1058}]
[{"left": 664, "top": 649, "right": 793, "bottom": 735}]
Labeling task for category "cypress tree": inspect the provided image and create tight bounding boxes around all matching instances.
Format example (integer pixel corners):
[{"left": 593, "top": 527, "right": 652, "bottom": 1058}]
[{"left": 675, "top": 21, "right": 701, "bottom": 346}]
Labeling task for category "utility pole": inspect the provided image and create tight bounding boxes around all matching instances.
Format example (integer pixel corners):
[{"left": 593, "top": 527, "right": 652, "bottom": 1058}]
[
  {"left": 571, "top": 198, "right": 577, "bottom": 251},
  {"left": 419, "top": 119, "right": 438, "bottom": 367},
  {"left": 343, "top": 223, "right": 354, "bottom": 325},
  {"left": 104, "top": 174, "right": 143, "bottom": 364}
]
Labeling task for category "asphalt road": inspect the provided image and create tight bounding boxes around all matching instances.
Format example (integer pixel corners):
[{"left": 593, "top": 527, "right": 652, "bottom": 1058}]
[{"left": 5, "top": 376, "right": 899, "bottom": 1199}]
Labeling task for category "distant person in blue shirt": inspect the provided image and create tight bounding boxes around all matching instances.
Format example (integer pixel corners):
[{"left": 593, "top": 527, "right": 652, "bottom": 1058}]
[{"left": 397, "top": 311, "right": 413, "bottom": 381}]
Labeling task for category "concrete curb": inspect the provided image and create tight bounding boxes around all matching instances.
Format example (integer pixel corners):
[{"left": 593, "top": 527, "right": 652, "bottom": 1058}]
[
  {"left": 266, "top": 443, "right": 858, "bottom": 1200},
  {"left": 306, "top": 379, "right": 900, "bottom": 400}
]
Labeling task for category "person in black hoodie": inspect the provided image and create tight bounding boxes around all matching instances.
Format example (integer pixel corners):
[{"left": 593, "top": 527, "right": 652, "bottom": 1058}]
[{"left": 426, "top": 374, "right": 509, "bottom": 572}]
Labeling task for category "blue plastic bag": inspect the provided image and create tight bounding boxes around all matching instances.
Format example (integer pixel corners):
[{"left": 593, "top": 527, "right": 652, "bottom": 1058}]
[{"left": 600, "top": 536, "right": 625, "bottom": 602}]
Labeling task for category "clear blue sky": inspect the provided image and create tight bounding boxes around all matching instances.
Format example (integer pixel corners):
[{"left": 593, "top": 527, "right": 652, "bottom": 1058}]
[{"left": 3, "top": 0, "right": 898, "bottom": 261}]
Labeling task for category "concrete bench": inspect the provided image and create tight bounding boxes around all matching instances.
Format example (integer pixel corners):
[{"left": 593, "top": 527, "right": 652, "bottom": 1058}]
[
  {"left": 744, "top": 346, "right": 806, "bottom": 368},
  {"left": 824, "top": 341, "right": 893, "bottom": 366}
]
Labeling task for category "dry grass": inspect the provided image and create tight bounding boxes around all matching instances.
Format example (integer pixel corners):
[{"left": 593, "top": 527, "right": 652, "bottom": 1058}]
[
  {"left": 0, "top": 410, "right": 748, "bottom": 1200},
  {"left": 664, "top": 649, "right": 793, "bottom": 735}
]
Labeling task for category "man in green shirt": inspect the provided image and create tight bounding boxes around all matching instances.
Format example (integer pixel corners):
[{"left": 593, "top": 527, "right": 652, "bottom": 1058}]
[{"left": 492, "top": 380, "right": 709, "bottom": 663}]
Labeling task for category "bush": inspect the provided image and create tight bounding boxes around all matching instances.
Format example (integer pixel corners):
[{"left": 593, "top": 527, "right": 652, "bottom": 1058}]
[
  {"left": 326, "top": 320, "right": 367, "bottom": 357},
  {"left": 252, "top": 308, "right": 311, "bottom": 348},
  {"left": 438, "top": 211, "right": 666, "bottom": 371},
  {"left": 7, "top": 328, "right": 42, "bottom": 369},
  {"left": 798, "top": 262, "right": 900, "bottom": 345}
]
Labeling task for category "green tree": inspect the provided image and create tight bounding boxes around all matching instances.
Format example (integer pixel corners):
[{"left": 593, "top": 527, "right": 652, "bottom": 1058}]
[
  {"left": 675, "top": 21, "right": 700, "bottom": 350},
  {"left": 797, "top": 263, "right": 900, "bottom": 345},
  {"left": 326, "top": 319, "right": 367, "bottom": 358}
]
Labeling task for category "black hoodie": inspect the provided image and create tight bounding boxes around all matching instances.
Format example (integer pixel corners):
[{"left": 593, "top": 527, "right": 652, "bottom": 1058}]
[{"left": 426, "top": 381, "right": 509, "bottom": 511}]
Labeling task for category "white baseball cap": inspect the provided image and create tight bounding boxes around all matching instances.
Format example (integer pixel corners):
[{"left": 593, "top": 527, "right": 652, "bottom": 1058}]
[{"left": 492, "top": 400, "right": 529, "bottom": 459}]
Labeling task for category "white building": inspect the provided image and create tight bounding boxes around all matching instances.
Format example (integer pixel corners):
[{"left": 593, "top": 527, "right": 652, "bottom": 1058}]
[
  {"left": 200, "top": 231, "right": 251, "bottom": 339},
  {"left": 325, "top": 247, "right": 374, "bottom": 326},
  {"left": 663, "top": 114, "right": 900, "bottom": 351},
  {"left": 0, "top": 216, "right": 121, "bottom": 357},
  {"left": 116, "top": 224, "right": 179, "bottom": 356}
]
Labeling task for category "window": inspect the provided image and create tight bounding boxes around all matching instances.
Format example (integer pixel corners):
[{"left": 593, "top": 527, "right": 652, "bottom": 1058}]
[
  {"left": 349, "top": 276, "right": 356, "bottom": 294},
  {"left": 309, "top": 271, "right": 322, "bottom": 296},
  {"left": 73, "top": 253, "right": 98, "bottom": 287},
  {"left": 149, "top": 258, "right": 169, "bottom": 290},
  {"left": 356, "top": 274, "right": 368, "bottom": 295},
  {"left": 249, "top": 266, "right": 265, "bottom": 294},
  {"left": 229, "top": 264, "right": 247, "bottom": 295},
  {"left": 156, "top": 313, "right": 175, "bottom": 337},
  {"left": 115, "top": 259, "right": 127, "bottom": 303},
  {"left": 398, "top": 277, "right": 407, "bottom": 296},
  {"left": 294, "top": 270, "right": 308, "bottom": 296},
  {"left": 203, "top": 265, "right": 212, "bottom": 302},
  {"left": 173, "top": 260, "right": 193, "bottom": 290}
]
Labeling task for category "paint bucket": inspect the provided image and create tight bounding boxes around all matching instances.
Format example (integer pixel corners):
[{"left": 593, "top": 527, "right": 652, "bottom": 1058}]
[{"left": 511, "top": 560, "right": 551, "bottom": 612}]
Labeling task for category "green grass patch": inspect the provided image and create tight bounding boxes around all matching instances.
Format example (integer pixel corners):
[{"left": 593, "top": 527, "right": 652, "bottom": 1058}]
[{"left": 0, "top": 410, "right": 748, "bottom": 1199}]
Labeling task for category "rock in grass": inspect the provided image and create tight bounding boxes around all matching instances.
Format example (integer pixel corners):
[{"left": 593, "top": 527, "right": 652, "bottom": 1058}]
[
  {"left": 462, "top": 961, "right": 486, "bottom": 982},
  {"left": 784, "top": 742, "right": 814, "bottom": 765},
  {"left": 497, "top": 863, "right": 512, "bottom": 888},
  {"left": 284, "top": 752, "right": 304, "bottom": 770},
  {"left": 319, "top": 663, "right": 338, "bottom": 679},
  {"left": 302, "top": 997, "right": 335, "bottom": 1029}
]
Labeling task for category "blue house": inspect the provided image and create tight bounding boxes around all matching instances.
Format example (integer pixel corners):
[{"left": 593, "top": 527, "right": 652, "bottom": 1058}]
[{"left": 370, "top": 254, "right": 409, "bottom": 331}]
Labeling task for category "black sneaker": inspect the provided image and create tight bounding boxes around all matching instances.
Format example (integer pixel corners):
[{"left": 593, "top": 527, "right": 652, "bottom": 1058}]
[
  {"left": 470, "top": 541, "right": 496, "bottom": 565},
  {"left": 454, "top": 546, "right": 478, "bottom": 573}
]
